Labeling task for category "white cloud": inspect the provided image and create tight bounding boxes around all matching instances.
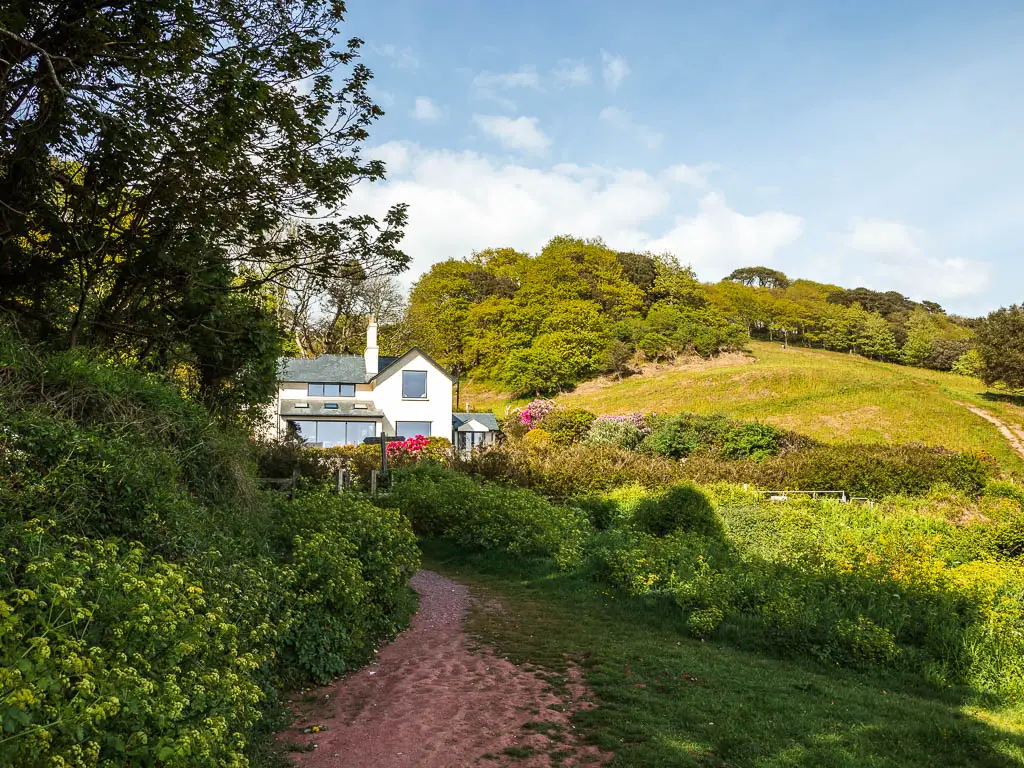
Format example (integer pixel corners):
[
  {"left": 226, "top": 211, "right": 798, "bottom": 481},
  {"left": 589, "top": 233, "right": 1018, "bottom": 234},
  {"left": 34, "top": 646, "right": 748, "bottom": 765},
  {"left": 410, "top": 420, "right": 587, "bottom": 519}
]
[
  {"left": 553, "top": 59, "right": 591, "bottom": 86},
  {"left": 664, "top": 163, "right": 718, "bottom": 188},
  {"left": 372, "top": 44, "right": 419, "bottom": 71},
  {"left": 472, "top": 67, "right": 541, "bottom": 109},
  {"left": 411, "top": 97, "right": 441, "bottom": 122},
  {"left": 841, "top": 217, "right": 992, "bottom": 300},
  {"left": 601, "top": 50, "right": 630, "bottom": 90},
  {"left": 646, "top": 193, "right": 804, "bottom": 275},
  {"left": 847, "top": 217, "right": 920, "bottom": 256},
  {"left": 472, "top": 114, "right": 551, "bottom": 154},
  {"left": 600, "top": 106, "right": 662, "bottom": 150},
  {"left": 353, "top": 142, "right": 803, "bottom": 282}
]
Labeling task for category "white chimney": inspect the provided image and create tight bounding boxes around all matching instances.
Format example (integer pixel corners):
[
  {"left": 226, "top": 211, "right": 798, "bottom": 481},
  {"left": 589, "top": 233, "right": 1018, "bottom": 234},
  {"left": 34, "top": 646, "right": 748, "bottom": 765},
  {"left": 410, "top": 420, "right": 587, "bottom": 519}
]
[{"left": 364, "top": 315, "right": 379, "bottom": 376}]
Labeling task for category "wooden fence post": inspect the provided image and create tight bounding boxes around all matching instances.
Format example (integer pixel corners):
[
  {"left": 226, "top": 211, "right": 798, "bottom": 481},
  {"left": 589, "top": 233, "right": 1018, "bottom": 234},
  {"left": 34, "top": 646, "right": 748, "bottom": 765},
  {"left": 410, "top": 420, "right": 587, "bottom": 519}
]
[
  {"left": 336, "top": 468, "right": 343, "bottom": 494},
  {"left": 370, "top": 470, "right": 377, "bottom": 497}
]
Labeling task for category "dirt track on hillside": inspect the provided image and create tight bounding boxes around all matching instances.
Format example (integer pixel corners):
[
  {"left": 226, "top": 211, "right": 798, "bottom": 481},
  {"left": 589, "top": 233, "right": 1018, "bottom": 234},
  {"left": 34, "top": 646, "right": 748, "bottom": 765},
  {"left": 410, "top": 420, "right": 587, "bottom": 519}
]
[
  {"left": 957, "top": 402, "right": 1024, "bottom": 460},
  {"left": 280, "top": 571, "right": 609, "bottom": 768}
]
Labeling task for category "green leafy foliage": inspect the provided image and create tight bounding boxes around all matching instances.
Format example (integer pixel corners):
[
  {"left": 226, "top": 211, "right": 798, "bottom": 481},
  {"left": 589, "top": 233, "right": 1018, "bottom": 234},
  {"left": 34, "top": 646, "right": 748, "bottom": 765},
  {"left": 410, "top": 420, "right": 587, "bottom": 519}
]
[
  {"left": 977, "top": 304, "right": 1024, "bottom": 389},
  {"left": 388, "top": 464, "right": 588, "bottom": 568},
  {"left": 409, "top": 238, "right": 747, "bottom": 395},
  {"left": 0, "top": 342, "right": 419, "bottom": 766},
  {"left": 540, "top": 408, "right": 597, "bottom": 445},
  {"left": 404, "top": 468, "right": 1024, "bottom": 698},
  {"left": 0, "top": 0, "right": 409, "bottom": 418}
]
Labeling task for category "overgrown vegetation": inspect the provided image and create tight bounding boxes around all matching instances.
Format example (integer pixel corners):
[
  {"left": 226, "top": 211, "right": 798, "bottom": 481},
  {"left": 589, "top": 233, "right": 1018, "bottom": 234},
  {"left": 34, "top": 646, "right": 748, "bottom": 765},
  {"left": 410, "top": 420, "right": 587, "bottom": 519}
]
[
  {"left": 481, "top": 399, "right": 997, "bottom": 499},
  {"left": 427, "top": 541, "right": 1024, "bottom": 767},
  {"left": 389, "top": 464, "right": 1024, "bottom": 702},
  {"left": 0, "top": 340, "right": 418, "bottom": 767}
]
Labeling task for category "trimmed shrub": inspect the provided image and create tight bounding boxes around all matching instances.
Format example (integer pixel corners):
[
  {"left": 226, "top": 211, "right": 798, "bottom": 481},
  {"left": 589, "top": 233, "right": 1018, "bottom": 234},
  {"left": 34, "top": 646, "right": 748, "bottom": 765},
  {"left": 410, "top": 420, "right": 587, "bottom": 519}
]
[{"left": 721, "top": 422, "right": 784, "bottom": 460}]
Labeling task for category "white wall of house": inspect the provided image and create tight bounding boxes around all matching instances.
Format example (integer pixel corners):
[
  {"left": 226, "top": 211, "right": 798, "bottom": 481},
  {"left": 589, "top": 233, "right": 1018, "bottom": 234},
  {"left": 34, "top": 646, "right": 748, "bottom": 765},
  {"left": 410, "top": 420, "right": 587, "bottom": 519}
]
[{"left": 372, "top": 351, "right": 453, "bottom": 438}]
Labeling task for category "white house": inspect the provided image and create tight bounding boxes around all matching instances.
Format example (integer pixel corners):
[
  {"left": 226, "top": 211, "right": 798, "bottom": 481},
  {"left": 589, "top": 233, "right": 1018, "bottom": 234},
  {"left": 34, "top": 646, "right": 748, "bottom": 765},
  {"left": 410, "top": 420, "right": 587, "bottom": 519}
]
[{"left": 270, "top": 318, "right": 498, "bottom": 449}]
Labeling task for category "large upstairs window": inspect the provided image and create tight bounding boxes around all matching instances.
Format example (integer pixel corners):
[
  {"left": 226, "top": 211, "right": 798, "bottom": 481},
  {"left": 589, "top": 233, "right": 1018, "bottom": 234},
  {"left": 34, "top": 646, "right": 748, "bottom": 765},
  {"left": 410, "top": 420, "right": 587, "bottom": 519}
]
[{"left": 402, "top": 370, "right": 427, "bottom": 399}]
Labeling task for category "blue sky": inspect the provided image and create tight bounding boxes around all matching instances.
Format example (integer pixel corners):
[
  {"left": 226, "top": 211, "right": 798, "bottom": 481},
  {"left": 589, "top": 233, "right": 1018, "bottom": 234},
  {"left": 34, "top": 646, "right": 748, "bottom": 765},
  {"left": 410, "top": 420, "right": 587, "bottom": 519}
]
[{"left": 344, "top": 1, "right": 1024, "bottom": 315}]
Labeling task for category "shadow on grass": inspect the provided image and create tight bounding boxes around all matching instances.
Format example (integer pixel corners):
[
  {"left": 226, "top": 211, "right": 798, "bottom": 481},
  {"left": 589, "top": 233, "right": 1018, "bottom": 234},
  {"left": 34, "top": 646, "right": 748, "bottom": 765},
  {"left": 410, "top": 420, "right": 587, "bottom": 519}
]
[
  {"left": 980, "top": 391, "right": 1024, "bottom": 408},
  {"left": 421, "top": 539, "right": 1024, "bottom": 768}
]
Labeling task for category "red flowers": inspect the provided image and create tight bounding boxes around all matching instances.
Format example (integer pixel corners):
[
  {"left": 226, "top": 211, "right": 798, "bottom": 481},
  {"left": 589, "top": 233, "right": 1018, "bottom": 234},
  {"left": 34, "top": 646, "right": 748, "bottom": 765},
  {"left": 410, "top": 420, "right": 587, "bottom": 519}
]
[{"left": 387, "top": 434, "right": 430, "bottom": 457}]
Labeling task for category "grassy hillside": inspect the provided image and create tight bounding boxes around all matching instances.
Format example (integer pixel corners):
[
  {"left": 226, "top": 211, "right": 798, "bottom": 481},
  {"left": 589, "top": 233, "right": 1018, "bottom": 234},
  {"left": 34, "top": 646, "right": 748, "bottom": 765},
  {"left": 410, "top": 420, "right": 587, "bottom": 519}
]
[{"left": 460, "top": 341, "right": 1024, "bottom": 473}]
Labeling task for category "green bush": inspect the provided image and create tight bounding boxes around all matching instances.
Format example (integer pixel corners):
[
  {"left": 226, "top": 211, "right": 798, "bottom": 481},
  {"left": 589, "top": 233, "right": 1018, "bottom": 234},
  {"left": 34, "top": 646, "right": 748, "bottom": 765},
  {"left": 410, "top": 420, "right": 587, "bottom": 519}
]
[
  {"left": 721, "top": 422, "right": 784, "bottom": 460},
  {"left": 0, "top": 527, "right": 268, "bottom": 768},
  {"left": 640, "top": 412, "right": 799, "bottom": 461},
  {"left": 585, "top": 418, "right": 646, "bottom": 450},
  {"left": 274, "top": 492, "right": 419, "bottom": 683},
  {"left": 542, "top": 407, "right": 597, "bottom": 445},
  {"left": 0, "top": 339, "right": 421, "bottom": 765},
  {"left": 631, "top": 485, "right": 722, "bottom": 538},
  {"left": 388, "top": 463, "right": 589, "bottom": 567},
  {"left": 641, "top": 413, "right": 728, "bottom": 458}
]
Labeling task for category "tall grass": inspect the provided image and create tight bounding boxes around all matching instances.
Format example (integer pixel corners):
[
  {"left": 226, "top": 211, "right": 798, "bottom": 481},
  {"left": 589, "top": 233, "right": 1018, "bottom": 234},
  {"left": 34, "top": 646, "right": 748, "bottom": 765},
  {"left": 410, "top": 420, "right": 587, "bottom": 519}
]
[{"left": 460, "top": 341, "right": 1024, "bottom": 473}]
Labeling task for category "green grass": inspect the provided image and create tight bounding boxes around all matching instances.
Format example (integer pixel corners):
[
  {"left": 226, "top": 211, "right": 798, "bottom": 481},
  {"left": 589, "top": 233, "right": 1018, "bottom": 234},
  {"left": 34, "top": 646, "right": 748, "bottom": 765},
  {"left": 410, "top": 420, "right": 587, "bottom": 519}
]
[
  {"left": 423, "top": 539, "right": 1024, "bottom": 768},
  {"left": 460, "top": 342, "right": 1024, "bottom": 472}
]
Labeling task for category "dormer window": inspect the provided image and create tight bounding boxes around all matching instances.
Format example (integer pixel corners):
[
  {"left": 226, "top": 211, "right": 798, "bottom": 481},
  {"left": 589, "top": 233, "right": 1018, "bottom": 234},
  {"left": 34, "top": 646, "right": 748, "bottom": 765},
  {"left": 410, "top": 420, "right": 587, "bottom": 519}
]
[{"left": 308, "top": 383, "right": 356, "bottom": 397}]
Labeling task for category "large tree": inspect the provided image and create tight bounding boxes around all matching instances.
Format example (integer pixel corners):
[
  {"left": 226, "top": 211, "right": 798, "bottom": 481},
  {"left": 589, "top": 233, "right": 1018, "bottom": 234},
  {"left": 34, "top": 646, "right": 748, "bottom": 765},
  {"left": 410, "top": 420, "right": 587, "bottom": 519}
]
[
  {"left": 977, "top": 305, "right": 1024, "bottom": 389},
  {"left": 0, "top": 0, "right": 407, "bottom": 414}
]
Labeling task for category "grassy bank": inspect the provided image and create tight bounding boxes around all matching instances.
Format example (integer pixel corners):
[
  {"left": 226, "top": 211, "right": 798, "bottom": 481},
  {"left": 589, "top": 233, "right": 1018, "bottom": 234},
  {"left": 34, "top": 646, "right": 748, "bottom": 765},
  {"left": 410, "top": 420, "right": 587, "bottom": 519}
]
[
  {"left": 424, "top": 540, "right": 1024, "bottom": 767},
  {"left": 460, "top": 341, "right": 1024, "bottom": 472}
]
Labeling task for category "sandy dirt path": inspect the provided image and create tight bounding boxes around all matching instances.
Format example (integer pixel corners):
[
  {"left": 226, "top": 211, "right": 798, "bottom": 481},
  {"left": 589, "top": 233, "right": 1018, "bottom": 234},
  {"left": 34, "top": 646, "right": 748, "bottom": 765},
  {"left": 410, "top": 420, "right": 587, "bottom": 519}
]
[
  {"left": 957, "top": 402, "right": 1024, "bottom": 461},
  {"left": 280, "top": 570, "right": 608, "bottom": 768}
]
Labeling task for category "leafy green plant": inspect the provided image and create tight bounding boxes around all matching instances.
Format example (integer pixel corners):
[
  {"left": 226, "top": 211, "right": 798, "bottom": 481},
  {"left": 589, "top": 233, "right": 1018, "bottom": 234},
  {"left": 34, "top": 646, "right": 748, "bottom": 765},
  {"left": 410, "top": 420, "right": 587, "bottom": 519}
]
[{"left": 542, "top": 408, "right": 598, "bottom": 445}]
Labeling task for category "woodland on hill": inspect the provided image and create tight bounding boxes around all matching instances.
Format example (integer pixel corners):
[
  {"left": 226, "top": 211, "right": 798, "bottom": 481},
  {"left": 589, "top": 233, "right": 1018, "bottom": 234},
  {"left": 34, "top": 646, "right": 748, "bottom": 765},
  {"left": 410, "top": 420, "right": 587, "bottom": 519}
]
[{"left": 396, "top": 237, "right": 982, "bottom": 395}]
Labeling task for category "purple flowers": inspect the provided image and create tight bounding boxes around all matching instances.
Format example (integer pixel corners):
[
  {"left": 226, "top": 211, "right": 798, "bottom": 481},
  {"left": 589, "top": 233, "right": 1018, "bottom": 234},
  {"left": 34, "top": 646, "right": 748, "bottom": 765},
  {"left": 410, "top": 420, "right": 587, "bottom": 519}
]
[{"left": 594, "top": 412, "right": 650, "bottom": 435}]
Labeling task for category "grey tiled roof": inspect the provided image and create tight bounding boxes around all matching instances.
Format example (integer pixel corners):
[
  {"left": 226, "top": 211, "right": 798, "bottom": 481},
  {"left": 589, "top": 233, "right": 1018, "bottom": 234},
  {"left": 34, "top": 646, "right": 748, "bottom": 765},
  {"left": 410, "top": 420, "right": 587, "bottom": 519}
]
[
  {"left": 452, "top": 412, "right": 500, "bottom": 431},
  {"left": 278, "top": 355, "right": 400, "bottom": 384},
  {"left": 279, "top": 399, "right": 384, "bottom": 418}
]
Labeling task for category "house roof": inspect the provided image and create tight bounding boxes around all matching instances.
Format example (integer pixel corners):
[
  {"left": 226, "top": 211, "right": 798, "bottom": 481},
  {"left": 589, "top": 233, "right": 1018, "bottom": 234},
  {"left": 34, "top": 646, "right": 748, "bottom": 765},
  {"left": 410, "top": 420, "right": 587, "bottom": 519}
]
[
  {"left": 278, "top": 354, "right": 401, "bottom": 384},
  {"left": 278, "top": 347, "right": 455, "bottom": 384},
  {"left": 279, "top": 399, "right": 385, "bottom": 418},
  {"left": 452, "top": 412, "right": 500, "bottom": 431}
]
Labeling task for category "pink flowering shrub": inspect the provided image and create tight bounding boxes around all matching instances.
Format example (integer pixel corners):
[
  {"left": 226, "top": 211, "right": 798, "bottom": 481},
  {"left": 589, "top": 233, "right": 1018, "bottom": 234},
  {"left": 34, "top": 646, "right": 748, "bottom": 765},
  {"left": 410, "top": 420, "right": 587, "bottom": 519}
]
[
  {"left": 519, "top": 399, "right": 557, "bottom": 428},
  {"left": 386, "top": 436, "right": 453, "bottom": 468}
]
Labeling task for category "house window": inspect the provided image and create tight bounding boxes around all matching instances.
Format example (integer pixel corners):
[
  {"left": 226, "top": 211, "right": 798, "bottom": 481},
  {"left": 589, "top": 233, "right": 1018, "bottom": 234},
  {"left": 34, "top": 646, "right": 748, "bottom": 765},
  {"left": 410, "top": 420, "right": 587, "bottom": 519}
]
[
  {"left": 287, "top": 420, "right": 377, "bottom": 447},
  {"left": 402, "top": 370, "right": 427, "bottom": 399},
  {"left": 396, "top": 421, "right": 431, "bottom": 438},
  {"left": 307, "top": 383, "right": 357, "bottom": 397}
]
